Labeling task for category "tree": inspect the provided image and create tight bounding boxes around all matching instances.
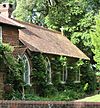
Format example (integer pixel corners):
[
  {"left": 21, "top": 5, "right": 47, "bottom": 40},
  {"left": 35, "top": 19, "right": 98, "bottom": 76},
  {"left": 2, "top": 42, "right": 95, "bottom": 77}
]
[
  {"left": 91, "top": 12, "right": 100, "bottom": 70},
  {"left": 44, "top": 0, "right": 96, "bottom": 60},
  {"left": 13, "top": 0, "right": 33, "bottom": 22},
  {"left": 13, "top": 0, "right": 52, "bottom": 25},
  {"left": 13, "top": 0, "right": 100, "bottom": 62},
  {"left": 0, "top": 0, "right": 15, "bottom": 3}
]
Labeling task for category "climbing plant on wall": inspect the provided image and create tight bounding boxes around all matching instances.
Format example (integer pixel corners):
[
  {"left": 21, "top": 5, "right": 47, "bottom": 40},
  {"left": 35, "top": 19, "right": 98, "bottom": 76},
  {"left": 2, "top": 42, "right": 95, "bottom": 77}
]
[
  {"left": 31, "top": 53, "right": 49, "bottom": 96},
  {"left": 0, "top": 44, "right": 24, "bottom": 99}
]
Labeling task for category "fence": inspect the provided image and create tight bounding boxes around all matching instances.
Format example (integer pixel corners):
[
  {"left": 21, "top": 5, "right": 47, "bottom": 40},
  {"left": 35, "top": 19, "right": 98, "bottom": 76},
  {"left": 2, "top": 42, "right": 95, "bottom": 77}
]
[{"left": 0, "top": 101, "right": 100, "bottom": 108}]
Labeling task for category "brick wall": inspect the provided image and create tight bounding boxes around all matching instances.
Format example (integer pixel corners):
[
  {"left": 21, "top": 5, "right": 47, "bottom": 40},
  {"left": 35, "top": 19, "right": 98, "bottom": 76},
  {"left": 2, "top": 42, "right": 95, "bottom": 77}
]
[
  {"left": 2, "top": 25, "right": 19, "bottom": 46},
  {"left": 0, "top": 72, "right": 5, "bottom": 99},
  {"left": 0, "top": 24, "right": 20, "bottom": 99},
  {"left": 0, "top": 101, "right": 100, "bottom": 108}
]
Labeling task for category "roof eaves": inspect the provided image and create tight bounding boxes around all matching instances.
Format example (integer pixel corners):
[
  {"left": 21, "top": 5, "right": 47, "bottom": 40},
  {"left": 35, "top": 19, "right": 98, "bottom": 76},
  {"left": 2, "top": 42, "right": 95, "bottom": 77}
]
[
  {"left": 19, "top": 38, "right": 41, "bottom": 52},
  {"left": 39, "top": 51, "right": 90, "bottom": 60},
  {"left": 0, "top": 15, "right": 25, "bottom": 28},
  {"left": 20, "top": 37, "right": 90, "bottom": 60},
  {"left": 0, "top": 22, "right": 25, "bottom": 28}
]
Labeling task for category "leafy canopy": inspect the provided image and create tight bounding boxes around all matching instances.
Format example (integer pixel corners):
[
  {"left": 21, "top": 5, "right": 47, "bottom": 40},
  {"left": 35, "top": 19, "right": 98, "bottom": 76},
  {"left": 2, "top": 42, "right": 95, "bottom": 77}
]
[{"left": 91, "top": 12, "right": 100, "bottom": 70}]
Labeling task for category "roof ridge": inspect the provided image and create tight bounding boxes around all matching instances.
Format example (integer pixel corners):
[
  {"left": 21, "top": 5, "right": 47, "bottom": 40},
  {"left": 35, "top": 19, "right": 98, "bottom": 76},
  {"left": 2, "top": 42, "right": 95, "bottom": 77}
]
[{"left": 12, "top": 18, "right": 62, "bottom": 35}]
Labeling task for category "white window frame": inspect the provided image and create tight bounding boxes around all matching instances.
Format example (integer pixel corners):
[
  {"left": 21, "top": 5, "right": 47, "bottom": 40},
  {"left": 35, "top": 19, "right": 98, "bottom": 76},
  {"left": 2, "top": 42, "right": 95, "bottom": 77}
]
[
  {"left": 0, "top": 26, "right": 2, "bottom": 44},
  {"left": 22, "top": 54, "right": 31, "bottom": 85},
  {"left": 61, "top": 62, "right": 68, "bottom": 84},
  {"left": 74, "top": 67, "right": 81, "bottom": 83},
  {"left": 45, "top": 57, "right": 52, "bottom": 85}
]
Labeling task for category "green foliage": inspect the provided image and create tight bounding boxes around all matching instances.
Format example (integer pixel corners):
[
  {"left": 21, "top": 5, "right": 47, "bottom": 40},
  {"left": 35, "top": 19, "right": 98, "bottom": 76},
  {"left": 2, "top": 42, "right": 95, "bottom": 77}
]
[
  {"left": 59, "top": 56, "right": 67, "bottom": 66},
  {"left": 84, "top": 83, "right": 89, "bottom": 91},
  {"left": 0, "top": 44, "right": 24, "bottom": 99},
  {"left": 13, "top": 0, "right": 99, "bottom": 60},
  {"left": 25, "top": 89, "right": 84, "bottom": 101},
  {"left": 0, "top": 44, "right": 13, "bottom": 53},
  {"left": 66, "top": 59, "right": 96, "bottom": 94},
  {"left": 31, "top": 54, "right": 62, "bottom": 97},
  {"left": 81, "top": 61, "right": 96, "bottom": 94},
  {"left": 30, "top": 54, "right": 96, "bottom": 100},
  {"left": 5, "top": 55, "right": 23, "bottom": 85},
  {"left": 14, "top": 0, "right": 53, "bottom": 24},
  {"left": 13, "top": 0, "right": 32, "bottom": 22},
  {"left": 45, "top": 0, "right": 86, "bottom": 29},
  {"left": 96, "top": 72, "right": 100, "bottom": 76},
  {"left": 0, "top": 0, "right": 15, "bottom": 3},
  {"left": 1, "top": 51, "right": 95, "bottom": 100},
  {"left": 31, "top": 53, "right": 47, "bottom": 96},
  {"left": 91, "top": 12, "right": 100, "bottom": 70},
  {"left": 76, "top": 59, "right": 84, "bottom": 66}
]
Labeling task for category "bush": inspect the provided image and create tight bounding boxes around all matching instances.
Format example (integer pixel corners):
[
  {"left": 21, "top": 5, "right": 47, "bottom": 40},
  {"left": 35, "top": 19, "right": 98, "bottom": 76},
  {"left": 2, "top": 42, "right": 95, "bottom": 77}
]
[
  {"left": 24, "top": 88, "right": 85, "bottom": 101},
  {"left": 0, "top": 44, "right": 24, "bottom": 100},
  {"left": 81, "top": 61, "right": 96, "bottom": 94}
]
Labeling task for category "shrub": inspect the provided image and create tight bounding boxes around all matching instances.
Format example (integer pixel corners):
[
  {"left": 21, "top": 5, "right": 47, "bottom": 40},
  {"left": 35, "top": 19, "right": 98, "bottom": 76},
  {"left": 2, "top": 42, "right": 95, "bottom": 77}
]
[{"left": 0, "top": 44, "right": 24, "bottom": 99}]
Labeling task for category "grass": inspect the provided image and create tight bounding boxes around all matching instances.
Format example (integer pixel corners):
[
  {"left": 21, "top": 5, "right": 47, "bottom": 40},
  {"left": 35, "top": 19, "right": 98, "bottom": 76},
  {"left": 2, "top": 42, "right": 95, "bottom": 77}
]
[{"left": 76, "top": 94, "right": 100, "bottom": 102}]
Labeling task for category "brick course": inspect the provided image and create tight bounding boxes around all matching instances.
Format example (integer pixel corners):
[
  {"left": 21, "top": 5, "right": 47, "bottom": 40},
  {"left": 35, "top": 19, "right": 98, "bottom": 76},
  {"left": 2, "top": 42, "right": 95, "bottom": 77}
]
[{"left": 0, "top": 101, "right": 100, "bottom": 108}]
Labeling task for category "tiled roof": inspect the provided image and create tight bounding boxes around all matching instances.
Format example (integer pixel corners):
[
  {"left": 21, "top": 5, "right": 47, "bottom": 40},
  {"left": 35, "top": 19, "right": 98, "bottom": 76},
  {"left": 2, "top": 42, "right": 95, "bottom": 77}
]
[
  {"left": 0, "top": 15, "right": 24, "bottom": 28},
  {"left": 0, "top": 16, "right": 89, "bottom": 60},
  {"left": 15, "top": 20, "right": 89, "bottom": 60}
]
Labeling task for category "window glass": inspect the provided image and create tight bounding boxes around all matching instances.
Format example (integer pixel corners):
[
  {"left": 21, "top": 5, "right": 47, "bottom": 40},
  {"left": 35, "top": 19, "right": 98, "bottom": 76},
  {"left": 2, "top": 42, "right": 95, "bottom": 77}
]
[
  {"left": 74, "top": 67, "right": 81, "bottom": 83},
  {"left": 61, "top": 63, "right": 68, "bottom": 84},
  {"left": 45, "top": 57, "right": 52, "bottom": 85},
  {"left": 22, "top": 54, "right": 30, "bottom": 85}
]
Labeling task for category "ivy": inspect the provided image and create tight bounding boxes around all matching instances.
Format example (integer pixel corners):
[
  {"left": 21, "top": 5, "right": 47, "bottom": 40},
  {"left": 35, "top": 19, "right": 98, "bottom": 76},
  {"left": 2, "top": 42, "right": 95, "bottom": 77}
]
[
  {"left": 31, "top": 53, "right": 47, "bottom": 96},
  {"left": 0, "top": 44, "right": 24, "bottom": 99}
]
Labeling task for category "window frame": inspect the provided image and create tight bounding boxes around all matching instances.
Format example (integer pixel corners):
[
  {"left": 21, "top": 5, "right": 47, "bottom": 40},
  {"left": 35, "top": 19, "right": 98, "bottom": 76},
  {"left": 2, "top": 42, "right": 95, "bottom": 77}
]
[
  {"left": 45, "top": 57, "right": 52, "bottom": 85},
  {"left": 61, "top": 62, "right": 68, "bottom": 84},
  {"left": 0, "top": 26, "right": 2, "bottom": 44},
  {"left": 22, "top": 54, "right": 31, "bottom": 85},
  {"left": 74, "top": 67, "right": 81, "bottom": 83}
]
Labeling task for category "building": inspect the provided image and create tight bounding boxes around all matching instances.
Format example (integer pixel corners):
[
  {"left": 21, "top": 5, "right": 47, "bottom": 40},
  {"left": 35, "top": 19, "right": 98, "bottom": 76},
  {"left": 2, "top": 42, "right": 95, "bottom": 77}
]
[{"left": 0, "top": 3, "right": 89, "bottom": 99}]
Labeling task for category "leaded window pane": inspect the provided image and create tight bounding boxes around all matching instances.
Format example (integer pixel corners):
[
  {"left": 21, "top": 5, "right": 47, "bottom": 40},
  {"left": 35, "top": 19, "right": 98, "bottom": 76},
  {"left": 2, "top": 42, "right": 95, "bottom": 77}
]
[{"left": 22, "top": 54, "right": 30, "bottom": 85}]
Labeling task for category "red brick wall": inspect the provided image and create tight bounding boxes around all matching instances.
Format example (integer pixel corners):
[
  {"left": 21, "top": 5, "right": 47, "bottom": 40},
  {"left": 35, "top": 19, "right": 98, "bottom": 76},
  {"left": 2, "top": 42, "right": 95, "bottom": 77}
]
[
  {"left": 2, "top": 25, "right": 19, "bottom": 46},
  {"left": 0, "top": 101, "right": 100, "bottom": 108},
  {"left": 0, "top": 25, "right": 19, "bottom": 99}
]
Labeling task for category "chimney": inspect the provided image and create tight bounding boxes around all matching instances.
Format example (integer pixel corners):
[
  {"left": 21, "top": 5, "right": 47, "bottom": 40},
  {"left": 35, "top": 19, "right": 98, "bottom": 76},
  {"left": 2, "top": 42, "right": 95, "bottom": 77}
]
[{"left": 0, "top": 3, "right": 13, "bottom": 18}]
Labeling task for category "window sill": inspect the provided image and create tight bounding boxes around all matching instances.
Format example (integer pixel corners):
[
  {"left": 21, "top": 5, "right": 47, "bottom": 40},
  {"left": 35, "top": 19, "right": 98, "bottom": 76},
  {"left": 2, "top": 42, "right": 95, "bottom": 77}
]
[
  {"left": 74, "top": 81, "right": 81, "bottom": 83},
  {"left": 25, "top": 83, "right": 32, "bottom": 87},
  {"left": 60, "top": 81, "right": 66, "bottom": 84},
  {"left": 47, "top": 82, "right": 53, "bottom": 85}
]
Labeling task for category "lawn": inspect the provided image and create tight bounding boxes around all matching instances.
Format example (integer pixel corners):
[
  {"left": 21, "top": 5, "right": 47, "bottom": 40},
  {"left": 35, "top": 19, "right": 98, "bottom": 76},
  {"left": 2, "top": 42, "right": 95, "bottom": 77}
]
[{"left": 76, "top": 94, "right": 100, "bottom": 102}]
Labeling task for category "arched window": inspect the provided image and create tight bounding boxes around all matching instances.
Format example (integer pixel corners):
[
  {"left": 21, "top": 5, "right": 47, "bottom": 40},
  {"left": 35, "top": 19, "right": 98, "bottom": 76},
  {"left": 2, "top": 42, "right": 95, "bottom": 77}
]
[
  {"left": 74, "top": 59, "right": 83, "bottom": 83},
  {"left": 74, "top": 67, "right": 81, "bottom": 83},
  {"left": 22, "top": 54, "right": 31, "bottom": 85},
  {"left": 45, "top": 57, "right": 52, "bottom": 85},
  {"left": 61, "top": 62, "right": 68, "bottom": 84}
]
